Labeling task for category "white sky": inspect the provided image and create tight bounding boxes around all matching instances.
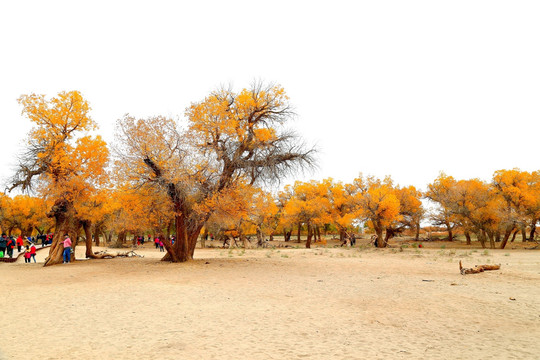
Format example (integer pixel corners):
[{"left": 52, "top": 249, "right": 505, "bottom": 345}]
[{"left": 1, "top": 0, "right": 539, "bottom": 192}]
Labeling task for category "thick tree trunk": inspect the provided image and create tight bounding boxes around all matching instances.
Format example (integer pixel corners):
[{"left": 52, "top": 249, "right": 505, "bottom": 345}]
[
  {"left": 44, "top": 199, "right": 76, "bottom": 267},
  {"left": 383, "top": 228, "right": 394, "bottom": 247},
  {"left": 82, "top": 221, "right": 100, "bottom": 259},
  {"left": 375, "top": 226, "right": 384, "bottom": 248},
  {"left": 93, "top": 226, "right": 100, "bottom": 247},
  {"left": 446, "top": 222, "right": 453, "bottom": 241},
  {"left": 256, "top": 226, "right": 265, "bottom": 247},
  {"left": 284, "top": 230, "right": 291, "bottom": 242},
  {"left": 510, "top": 229, "right": 519, "bottom": 242},
  {"left": 464, "top": 230, "right": 472, "bottom": 245},
  {"left": 477, "top": 231, "right": 486, "bottom": 249},
  {"left": 161, "top": 212, "right": 204, "bottom": 262},
  {"left": 500, "top": 227, "right": 514, "bottom": 249},
  {"left": 529, "top": 219, "right": 537, "bottom": 241},
  {"left": 306, "top": 222, "right": 312, "bottom": 249},
  {"left": 113, "top": 231, "right": 126, "bottom": 248},
  {"left": 414, "top": 220, "right": 420, "bottom": 241},
  {"left": 521, "top": 227, "right": 527, "bottom": 242},
  {"left": 297, "top": 223, "right": 302, "bottom": 243},
  {"left": 487, "top": 231, "right": 495, "bottom": 249}
]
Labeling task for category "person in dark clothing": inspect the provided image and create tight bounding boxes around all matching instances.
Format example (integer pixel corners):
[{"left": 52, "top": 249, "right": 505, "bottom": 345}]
[
  {"left": 6, "top": 237, "right": 15, "bottom": 258},
  {"left": 0, "top": 234, "right": 7, "bottom": 257}
]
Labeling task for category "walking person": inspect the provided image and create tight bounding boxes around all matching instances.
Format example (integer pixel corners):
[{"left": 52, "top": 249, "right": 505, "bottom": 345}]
[
  {"left": 159, "top": 239, "right": 165, "bottom": 252},
  {"left": 62, "top": 234, "right": 72, "bottom": 264},
  {"left": 30, "top": 243, "right": 37, "bottom": 263}
]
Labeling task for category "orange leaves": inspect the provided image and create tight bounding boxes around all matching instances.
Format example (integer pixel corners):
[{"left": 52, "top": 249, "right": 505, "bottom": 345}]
[
  {"left": 18, "top": 91, "right": 95, "bottom": 140},
  {"left": 276, "top": 175, "right": 423, "bottom": 243},
  {"left": 427, "top": 169, "right": 540, "bottom": 248},
  {"left": 492, "top": 169, "right": 538, "bottom": 211},
  {"left": 281, "top": 180, "right": 331, "bottom": 227},
  {"left": 186, "top": 83, "right": 290, "bottom": 151},
  {"left": 253, "top": 128, "right": 276, "bottom": 143},
  {"left": 16, "top": 90, "right": 108, "bottom": 199},
  {"left": 359, "top": 181, "right": 401, "bottom": 228},
  {"left": 0, "top": 195, "right": 53, "bottom": 235}
]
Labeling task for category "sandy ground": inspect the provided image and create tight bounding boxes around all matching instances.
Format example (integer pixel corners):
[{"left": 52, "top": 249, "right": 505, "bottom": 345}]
[{"left": 1, "top": 244, "right": 539, "bottom": 360}]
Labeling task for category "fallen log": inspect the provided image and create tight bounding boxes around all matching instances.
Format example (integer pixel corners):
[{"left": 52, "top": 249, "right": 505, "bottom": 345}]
[
  {"left": 459, "top": 261, "right": 501, "bottom": 275},
  {"left": 475, "top": 264, "right": 501, "bottom": 271},
  {"left": 92, "top": 250, "right": 143, "bottom": 259}
]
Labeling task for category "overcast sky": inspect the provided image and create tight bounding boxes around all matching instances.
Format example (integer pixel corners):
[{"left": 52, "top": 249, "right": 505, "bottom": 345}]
[{"left": 1, "top": 0, "right": 539, "bottom": 192}]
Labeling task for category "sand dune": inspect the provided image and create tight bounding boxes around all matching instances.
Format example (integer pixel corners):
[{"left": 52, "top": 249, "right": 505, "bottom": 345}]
[{"left": 2, "top": 245, "right": 539, "bottom": 359}]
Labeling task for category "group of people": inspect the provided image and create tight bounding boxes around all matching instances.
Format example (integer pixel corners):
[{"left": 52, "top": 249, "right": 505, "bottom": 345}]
[
  {"left": 153, "top": 236, "right": 175, "bottom": 252},
  {"left": 0, "top": 234, "right": 37, "bottom": 262},
  {"left": 135, "top": 235, "right": 175, "bottom": 252},
  {"left": 0, "top": 232, "right": 68, "bottom": 264}
]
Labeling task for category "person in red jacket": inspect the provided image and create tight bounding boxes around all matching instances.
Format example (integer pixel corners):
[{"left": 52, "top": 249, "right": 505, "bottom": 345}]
[
  {"left": 16, "top": 236, "right": 24, "bottom": 252},
  {"left": 30, "top": 243, "right": 37, "bottom": 263}
]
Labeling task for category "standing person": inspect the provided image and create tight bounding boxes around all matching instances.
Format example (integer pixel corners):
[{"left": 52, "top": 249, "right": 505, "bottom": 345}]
[
  {"left": 62, "top": 234, "right": 72, "bottom": 264},
  {"left": 16, "top": 235, "right": 24, "bottom": 252},
  {"left": 159, "top": 239, "right": 165, "bottom": 252},
  {"left": 0, "top": 234, "right": 7, "bottom": 257},
  {"left": 154, "top": 237, "right": 159, "bottom": 249},
  {"left": 30, "top": 243, "right": 37, "bottom": 263},
  {"left": 24, "top": 245, "right": 31, "bottom": 263},
  {"left": 6, "top": 237, "right": 15, "bottom": 258}
]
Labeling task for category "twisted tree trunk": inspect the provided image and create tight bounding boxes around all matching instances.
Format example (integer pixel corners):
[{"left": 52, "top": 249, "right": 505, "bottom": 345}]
[{"left": 44, "top": 199, "right": 76, "bottom": 267}]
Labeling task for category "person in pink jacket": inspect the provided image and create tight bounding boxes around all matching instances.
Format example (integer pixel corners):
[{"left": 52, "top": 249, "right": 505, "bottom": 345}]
[{"left": 62, "top": 234, "right": 72, "bottom": 263}]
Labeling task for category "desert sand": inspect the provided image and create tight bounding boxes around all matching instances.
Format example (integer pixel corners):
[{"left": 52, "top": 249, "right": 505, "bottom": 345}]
[{"left": 1, "top": 243, "right": 539, "bottom": 360}]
